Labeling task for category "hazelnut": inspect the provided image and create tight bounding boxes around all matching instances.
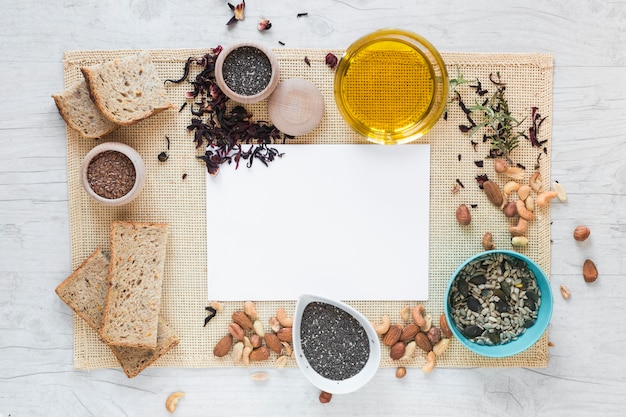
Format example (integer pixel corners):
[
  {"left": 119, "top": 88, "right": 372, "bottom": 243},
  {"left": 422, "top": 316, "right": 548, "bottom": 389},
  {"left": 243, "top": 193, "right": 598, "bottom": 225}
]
[
  {"left": 494, "top": 158, "right": 509, "bottom": 173},
  {"left": 396, "top": 366, "right": 407, "bottom": 378},
  {"left": 573, "top": 225, "right": 590, "bottom": 241}
]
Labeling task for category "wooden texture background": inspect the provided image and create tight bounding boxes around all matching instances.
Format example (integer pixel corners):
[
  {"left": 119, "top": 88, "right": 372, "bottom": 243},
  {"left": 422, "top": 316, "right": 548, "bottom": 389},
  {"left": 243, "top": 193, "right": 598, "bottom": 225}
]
[{"left": 1, "top": 1, "right": 625, "bottom": 416}]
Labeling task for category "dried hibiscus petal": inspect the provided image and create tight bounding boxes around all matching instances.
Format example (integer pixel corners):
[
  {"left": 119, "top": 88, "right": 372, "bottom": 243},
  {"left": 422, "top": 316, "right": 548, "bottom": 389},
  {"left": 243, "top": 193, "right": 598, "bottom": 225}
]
[
  {"left": 227, "top": 0, "right": 245, "bottom": 25},
  {"left": 325, "top": 53, "right": 338, "bottom": 70}
]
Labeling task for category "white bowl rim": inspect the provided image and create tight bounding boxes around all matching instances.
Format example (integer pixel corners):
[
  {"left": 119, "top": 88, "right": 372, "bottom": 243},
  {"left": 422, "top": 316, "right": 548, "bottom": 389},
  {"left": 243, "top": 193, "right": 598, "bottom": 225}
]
[{"left": 292, "top": 294, "right": 381, "bottom": 394}]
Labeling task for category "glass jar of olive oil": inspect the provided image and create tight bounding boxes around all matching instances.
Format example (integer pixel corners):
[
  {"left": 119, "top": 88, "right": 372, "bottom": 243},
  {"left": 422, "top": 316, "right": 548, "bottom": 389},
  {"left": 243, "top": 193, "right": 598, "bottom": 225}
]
[{"left": 334, "top": 29, "right": 448, "bottom": 145}]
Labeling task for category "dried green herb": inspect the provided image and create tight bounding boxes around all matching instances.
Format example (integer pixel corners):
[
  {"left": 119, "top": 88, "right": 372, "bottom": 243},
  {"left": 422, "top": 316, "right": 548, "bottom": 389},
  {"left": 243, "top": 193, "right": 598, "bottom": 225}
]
[{"left": 467, "top": 73, "right": 524, "bottom": 162}]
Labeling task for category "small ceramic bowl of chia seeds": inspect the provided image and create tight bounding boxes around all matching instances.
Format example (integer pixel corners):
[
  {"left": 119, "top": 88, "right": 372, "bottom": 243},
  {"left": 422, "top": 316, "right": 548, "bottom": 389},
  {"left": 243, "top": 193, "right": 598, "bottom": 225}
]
[
  {"left": 215, "top": 42, "right": 280, "bottom": 104},
  {"left": 80, "top": 142, "right": 146, "bottom": 206},
  {"left": 445, "top": 250, "right": 553, "bottom": 358},
  {"left": 293, "top": 294, "right": 381, "bottom": 394}
]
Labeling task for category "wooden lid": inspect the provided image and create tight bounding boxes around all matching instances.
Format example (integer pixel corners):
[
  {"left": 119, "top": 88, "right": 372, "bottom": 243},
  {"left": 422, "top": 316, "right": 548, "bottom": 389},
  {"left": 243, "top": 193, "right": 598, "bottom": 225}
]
[{"left": 268, "top": 78, "right": 325, "bottom": 136}]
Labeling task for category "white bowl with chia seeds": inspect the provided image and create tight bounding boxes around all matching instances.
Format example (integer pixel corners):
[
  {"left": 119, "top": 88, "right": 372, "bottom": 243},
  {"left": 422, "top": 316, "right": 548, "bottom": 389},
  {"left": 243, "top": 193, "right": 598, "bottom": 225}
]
[
  {"left": 293, "top": 294, "right": 381, "bottom": 394},
  {"left": 445, "top": 250, "right": 553, "bottom": 358}
]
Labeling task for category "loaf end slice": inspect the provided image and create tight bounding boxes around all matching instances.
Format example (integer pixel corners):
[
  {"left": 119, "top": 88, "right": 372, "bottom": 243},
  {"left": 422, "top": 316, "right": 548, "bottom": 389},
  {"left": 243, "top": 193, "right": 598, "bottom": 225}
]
[
  {"left": 56, "top": 248, "right": 178, "bottom": 378},
  {"left": 100, "top": 221, "right": 169, "bottom": 349},
  {"left": 55, "top": 249, "right": 111, "bottom": 330},
  {"left": 111, "top": 318, "right": 180, "bottom": 378},
  {"left": 52, "top": 80, "right": 120, "bottom": 139},
  {"left": 81, "top": 52, "right": 174, "bottom": 126}
]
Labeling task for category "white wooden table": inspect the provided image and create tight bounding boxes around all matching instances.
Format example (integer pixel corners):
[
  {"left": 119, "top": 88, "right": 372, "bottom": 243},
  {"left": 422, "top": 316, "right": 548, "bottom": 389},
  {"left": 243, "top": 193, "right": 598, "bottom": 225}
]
[{"left": 1, "top": 1, "right": 625, "bottom": 415}]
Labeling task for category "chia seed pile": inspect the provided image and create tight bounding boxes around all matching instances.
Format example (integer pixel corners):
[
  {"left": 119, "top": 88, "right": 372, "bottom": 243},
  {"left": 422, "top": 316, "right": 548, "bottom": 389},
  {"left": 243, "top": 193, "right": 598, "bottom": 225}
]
[
  {"left": 300, "top": 302, "right": 370, "bottom": 381},
  {"left": 86, "top": 150, "right": 136, "bottom": 199},
  {"left": 222, "top": 46, "right": 272, "bottom": 96},
  {"left": 448, "top": 253, "right": 541, "bottom": 346}
]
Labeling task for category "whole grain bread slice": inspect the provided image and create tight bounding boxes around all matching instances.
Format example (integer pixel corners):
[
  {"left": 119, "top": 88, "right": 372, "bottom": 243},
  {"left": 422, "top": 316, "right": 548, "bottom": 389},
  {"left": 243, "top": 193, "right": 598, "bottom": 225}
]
[
  {"left": 52, "top": 79, "right": 120, "bottom": 139},
  {"left": 55, "top": 249, "right": 179, "bottom": 378},
  {"left": 100, "top": 221, "right": 169, "bottom": 349},
  {"left": 81, "top": 52, "right": 173, "bottom": 126}
]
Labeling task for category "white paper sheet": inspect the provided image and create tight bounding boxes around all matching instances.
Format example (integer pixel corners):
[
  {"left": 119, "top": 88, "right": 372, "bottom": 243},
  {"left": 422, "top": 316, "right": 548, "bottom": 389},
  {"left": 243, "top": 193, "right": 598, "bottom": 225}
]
[{"left": 206, "top": 144, "right": 430, "bottom": 301}]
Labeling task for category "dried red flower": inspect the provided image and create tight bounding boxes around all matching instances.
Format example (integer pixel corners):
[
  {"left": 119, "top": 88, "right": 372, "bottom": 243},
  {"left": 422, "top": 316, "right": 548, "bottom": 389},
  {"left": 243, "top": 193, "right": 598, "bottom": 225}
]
[
  {"left": 226, "top": 0, "right": 245, "bottom": 25},
  {"left": 325, "top": 52, "right": 338, "bottom": 70},
  {"left": 257, "top": 17, "right": 271, "bottom": 31}
]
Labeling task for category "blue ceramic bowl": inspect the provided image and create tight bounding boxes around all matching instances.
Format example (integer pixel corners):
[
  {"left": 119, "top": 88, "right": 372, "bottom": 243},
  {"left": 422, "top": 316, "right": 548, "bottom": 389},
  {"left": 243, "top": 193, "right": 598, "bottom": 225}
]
[{"left": 444, "top": 250, "right": 553, "bottom": 358}]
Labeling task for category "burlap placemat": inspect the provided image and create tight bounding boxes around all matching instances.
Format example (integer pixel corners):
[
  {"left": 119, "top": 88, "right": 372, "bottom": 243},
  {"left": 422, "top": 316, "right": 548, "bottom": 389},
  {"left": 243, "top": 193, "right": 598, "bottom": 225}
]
[{"left": 63, "top": 48, "right": 552, "bottom": 370}]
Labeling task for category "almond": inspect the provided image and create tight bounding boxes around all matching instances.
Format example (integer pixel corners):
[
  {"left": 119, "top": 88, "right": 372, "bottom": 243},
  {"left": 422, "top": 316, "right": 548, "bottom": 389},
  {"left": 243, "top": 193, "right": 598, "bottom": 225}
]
[
  {"left": 382, "top": 324, "right": 403, "bottom": 346},
  {"left": 264, "top": 332, "right": 283, "bottom": 354},
  {"left": 249, "top": 346, "right": 270, "bottom": 362},
  {"left": 390, "top": 341, "right": 406, "bottom": 360},
  {"left": 232, "top": 310, "right": 253, "bottom": 330},
  {"left": 277, "top": 327, "right": 292, "bottom": 343},
  {"left": 228, "top": 322, "right": 245, "bottom": 341},
  {"left": 456, "top": 204, "right": 471, "bottom": 226},
  {"left": 414, "top": 331, "right": 433, "bottom": 353},
  {"left": 583, "top": 259, "right": 598, "bottom": 283},
  {"left": 400, "top": 323, "right": 419, "bottom": 342},
  {"left": 483, "top": 180, "right": 504, "bottom": 207},
  {"left": 213, "top": 334, "right": 233, "bottom": 357},
  {"left": 439, "top": 314, "right": 452, "bottom": 338}
]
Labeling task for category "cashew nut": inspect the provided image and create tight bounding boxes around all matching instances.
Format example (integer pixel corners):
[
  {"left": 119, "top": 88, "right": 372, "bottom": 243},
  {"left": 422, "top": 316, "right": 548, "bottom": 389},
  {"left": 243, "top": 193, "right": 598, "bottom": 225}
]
[
  {"left": 553, "top": 181, "right": 567, "bottom": 202},
  {"left": 232, "top": 341, "right": 244, "bottom": 364},
  {"left": 511, "top": 236, "right": 529, "bottom": 247},
  {"left": 400, "top": 305, "right": 411, "bottom": 322},
  {"left": 525, "top": 195, "right": 535, "bottom": 212},
  {"left": 165, "top": 391, "right": 185, "bottom": 413},
  {"left": 411, "top": 304, "right": 427, "bottom": 328},
  {"left": 419, "top": 313, "right": 432, "bottom": 333},
  {"left": 503, "top": 181, "right": 520, "bottom": 196},
  {"left": 252, "top": 320, "right": 265, "bottom": 337},
  {"left": 509, "top": 217, "right": 529, "bottom": 236},
  {"left": 276, "top": 307, "right": 293, "bottom": 327},
  {"left": 372, "top": 315, "right": 391, "bottom": 335},
  {"left": 244, "top": 301, "right": 258, "bottom": 320},
  {"left": 275, "top": 355, "right": 288, "bottom": 369},
  {"left": 433, "top": 338, "right": 451, "bottom": 357},
  {"left": 530, "top": 171, "right": 542, "bottom": 193},
  {"left": 400, "top": 341, "right": 417, "bottom": 360},
  {"left": 504, "top": 167, "right": 525, "bottom": 181},
  {"left": 515, "top": 200, "right": 536, "bottom": 221},
  {"left": 421, "top": 351, "right": 437, "bottom": 373},
  {"left": 536, "top": 190, "right": 559, "bottom": 207},
  {"left": 517, "top": 184, "right": 531, "bottom": 201},
  {"left": 242, "top": 346, "right": 252, "bottom": 367}
]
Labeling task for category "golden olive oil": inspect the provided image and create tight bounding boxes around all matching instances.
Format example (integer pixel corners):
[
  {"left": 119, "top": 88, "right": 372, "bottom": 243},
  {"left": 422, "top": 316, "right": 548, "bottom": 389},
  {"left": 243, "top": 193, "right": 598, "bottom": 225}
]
[{"left": 340, "top": 41, "right": 435, "bottom": 136}]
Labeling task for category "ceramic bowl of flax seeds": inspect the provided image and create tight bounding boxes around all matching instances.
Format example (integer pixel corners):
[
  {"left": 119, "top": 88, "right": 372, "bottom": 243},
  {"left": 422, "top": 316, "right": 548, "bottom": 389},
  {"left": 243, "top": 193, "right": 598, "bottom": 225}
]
[
  {"left": 445, "top": 250, "right": 553, "bottom": 358},
  {"left": 293, "top": 294, "right": 381, "bottom": 394},
  {"left": 80, "top": 142, "right": 146, "bottom": 206}
]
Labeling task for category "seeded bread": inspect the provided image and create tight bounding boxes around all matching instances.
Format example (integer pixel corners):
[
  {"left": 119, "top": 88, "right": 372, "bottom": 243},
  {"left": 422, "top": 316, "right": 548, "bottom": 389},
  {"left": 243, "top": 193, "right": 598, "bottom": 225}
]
[
  {"left": 81, "top": 52, "right": 173, "bottom": 126},
  {"left": 52, "top": 79, "right": 120, "bottom": 139},
  {"left": 100, "top": 221, "right": 169, "bottom": 348},
  {"left": 55, "top": 249, "right": 179, "bottom": 378}
]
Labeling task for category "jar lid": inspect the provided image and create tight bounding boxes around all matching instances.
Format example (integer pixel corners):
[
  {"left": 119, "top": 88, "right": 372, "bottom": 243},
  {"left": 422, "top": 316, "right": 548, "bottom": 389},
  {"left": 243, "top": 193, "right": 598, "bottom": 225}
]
[{"left": 268, "top": 78, "right": 325, "bottom": 136}]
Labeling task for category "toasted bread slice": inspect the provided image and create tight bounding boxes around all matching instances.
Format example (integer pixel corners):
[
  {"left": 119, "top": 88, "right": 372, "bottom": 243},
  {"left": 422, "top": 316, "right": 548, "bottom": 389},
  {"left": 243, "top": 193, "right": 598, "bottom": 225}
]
[
  {"left": 100, "top": 222, "right": 169, "bottom": 349},
  {"left": 55, "top": 249, "right": 178, "bottom": 378},
  {"left": 81, "top": 52, "right": 173, "bottom": 126},
  {"left": 52, "top": 79, "right": 120, "bottom": 139}
]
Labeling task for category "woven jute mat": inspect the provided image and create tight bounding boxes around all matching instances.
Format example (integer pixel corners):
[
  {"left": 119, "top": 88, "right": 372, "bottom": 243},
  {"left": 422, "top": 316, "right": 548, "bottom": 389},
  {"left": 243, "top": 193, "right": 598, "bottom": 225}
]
[{"left": 63, "top": 48, "right": 553, "bottom": 370}]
